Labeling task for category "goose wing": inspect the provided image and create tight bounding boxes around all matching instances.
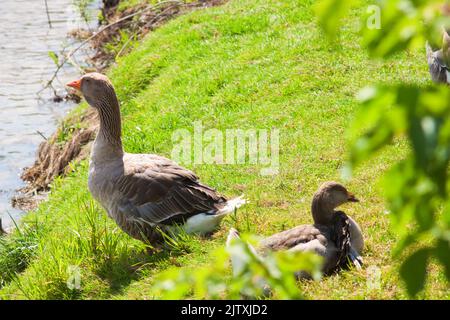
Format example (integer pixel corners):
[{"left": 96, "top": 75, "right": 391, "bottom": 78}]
[
  {"left": 331, "top": 211, "right": 363, "bottom": 271},
  {"left": 259, "top": 224, "right": 329, "bottom": 256},
  {"left": 116, "top": 154, "right": 227, "bottom": 226}
]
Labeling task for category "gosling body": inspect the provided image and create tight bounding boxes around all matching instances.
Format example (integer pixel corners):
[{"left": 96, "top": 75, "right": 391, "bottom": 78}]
[{"left": 228, "top": 182, "right": 364, "bottom": 276}]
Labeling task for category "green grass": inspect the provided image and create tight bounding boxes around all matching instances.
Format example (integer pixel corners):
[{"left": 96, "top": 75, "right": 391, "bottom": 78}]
[
  {"left": 0, "top": 0, "right": 448, "bottom": 299},
  {"left": 0, "top": 219, "right": 42, "bottom": 288}
]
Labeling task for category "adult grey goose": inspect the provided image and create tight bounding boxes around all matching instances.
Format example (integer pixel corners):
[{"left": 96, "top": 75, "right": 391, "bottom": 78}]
[
  {"left": 227, "top": 182, "right": 364, "bottom": 277},
  {"left": 426, "top": 30, "right": 450, "bottom": 84},
  {"left": 67, "top": 73, "right": 245, "bottom": 246}
]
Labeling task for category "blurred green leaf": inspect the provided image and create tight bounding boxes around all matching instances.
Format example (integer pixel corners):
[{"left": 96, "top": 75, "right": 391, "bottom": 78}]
[
  {"left": 315, "top": 0, "right": 358, "bottom": 39},
  {"left": 151, "top": 234, "right": 323, "bottom": 300},
  {"left": 400, "top": 248, "right": 430, "bottom": 297},
  {"left": 361, "top": 0, "right": 445, "bottom": 58},
  {"left": 48, "top": 51, "right": 59, "bottom": 67}
]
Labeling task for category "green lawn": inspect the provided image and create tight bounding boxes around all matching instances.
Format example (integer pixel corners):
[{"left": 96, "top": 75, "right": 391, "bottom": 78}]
[{"left": 0, "top": 0, "right": 448, "bottom": 299}]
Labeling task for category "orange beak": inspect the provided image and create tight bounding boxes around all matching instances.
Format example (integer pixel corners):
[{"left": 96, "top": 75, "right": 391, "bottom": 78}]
[{"left": 66, "top": 79, "right": 82, "bottom": 91}]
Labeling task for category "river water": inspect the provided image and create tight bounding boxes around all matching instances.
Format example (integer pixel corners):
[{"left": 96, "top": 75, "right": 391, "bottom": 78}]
[{"left": 0, "top": 0, "right": 100, "bottom": 229}]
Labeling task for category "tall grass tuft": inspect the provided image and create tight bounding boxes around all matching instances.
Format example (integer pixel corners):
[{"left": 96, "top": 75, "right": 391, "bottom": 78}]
[{"left": 0, "top": 218, "right": 42, "bottom": 288}]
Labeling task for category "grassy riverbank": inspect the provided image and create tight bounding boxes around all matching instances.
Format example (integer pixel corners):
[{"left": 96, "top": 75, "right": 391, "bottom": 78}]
[{"left": 0, "top": 0, "right": 448, "bottom": 299}]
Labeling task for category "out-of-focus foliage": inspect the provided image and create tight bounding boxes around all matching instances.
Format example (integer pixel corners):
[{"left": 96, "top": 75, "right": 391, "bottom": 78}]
[
  {"left": 316, "top": 0, "right": 450, "bottom": 296},
  {"left": 361, "top": 0, "right": 448, "bottom": 57},
  {"left": 315, "top": 0, "right": 359, "bottom": 39},
  {"left": 74, "top": 0, "right": 96, "bottom": 26},
  {"left": 151, "top": 235, "right": 322, "bottom": 299}
]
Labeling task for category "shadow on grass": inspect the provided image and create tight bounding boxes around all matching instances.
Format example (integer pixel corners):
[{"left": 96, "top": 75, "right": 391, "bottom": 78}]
[{"left": 91, "top": 246, "right": 186, "bottom": 296}]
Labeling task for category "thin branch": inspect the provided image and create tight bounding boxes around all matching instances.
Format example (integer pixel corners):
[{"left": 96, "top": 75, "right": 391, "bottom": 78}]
[
  {"left": 38, "top": 0, "right": 185, "bottom": 95},
  {"left": 44, "top": 0, "right": 52, "bottom": 28},
  {"left": 67, "top": 0, "right": 184, "bottom": 60},
  {"left": 36, "top": 130, "right": 48, "bottom": 141}
]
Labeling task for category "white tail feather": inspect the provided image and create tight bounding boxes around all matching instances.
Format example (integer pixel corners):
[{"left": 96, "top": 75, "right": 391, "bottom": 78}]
[
  {"left": 182, "top": 197, "right": 246, "bottom": 234},
  {"left": 218, "top": 195, "right": 246, "bottom": 215},
  {"left": 349, "top": 247, "right": 363, "bottom": 270}
]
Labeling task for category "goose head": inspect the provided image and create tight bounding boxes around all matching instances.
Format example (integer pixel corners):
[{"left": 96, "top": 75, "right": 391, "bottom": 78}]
[
  {"left": 311, "top": 181, "right": 359, "bottom": 225},
  {"left": 67, "top": 72, "right": 118, "bottom": 110},
  {"left": 67, "top": 73, "right": 122, "bottom": 148}
]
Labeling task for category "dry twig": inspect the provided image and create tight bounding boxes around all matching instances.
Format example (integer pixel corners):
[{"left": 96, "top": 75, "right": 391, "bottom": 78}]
[{"left": 39, "top": 0, "right": 185, "bottom": 95}]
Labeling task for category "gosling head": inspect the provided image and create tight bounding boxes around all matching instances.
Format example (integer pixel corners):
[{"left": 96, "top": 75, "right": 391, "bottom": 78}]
[
  {"left": 66, "top": 73, "right": 117, "bottom": 109},
  {"left": 312, "top": 181, "right": 359, "bottom": 224},
  {"left": 317, "top": 181, "right": 359, "bottom": 208}
]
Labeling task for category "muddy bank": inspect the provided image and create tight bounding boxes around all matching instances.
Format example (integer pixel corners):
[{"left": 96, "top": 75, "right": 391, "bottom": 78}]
[{"left": 14, "top": 0, "right": 226, "bottom": 211}]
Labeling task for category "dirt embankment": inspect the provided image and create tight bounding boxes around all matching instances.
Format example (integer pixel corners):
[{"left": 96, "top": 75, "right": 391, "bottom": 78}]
[{"left": 13, "top": 0, "right": 225, "bottom": 211}]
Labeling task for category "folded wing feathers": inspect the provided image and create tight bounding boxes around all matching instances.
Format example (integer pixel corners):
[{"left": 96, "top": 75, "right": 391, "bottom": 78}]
[
  {"left": 260, "top": 225, "right": 322, "bottom": 251},
  {"left": 118, "top": 156, "right": 232, "bottom": 226},
  {"left": 333, "top": 211, "right": 363, "bottom": 271}
]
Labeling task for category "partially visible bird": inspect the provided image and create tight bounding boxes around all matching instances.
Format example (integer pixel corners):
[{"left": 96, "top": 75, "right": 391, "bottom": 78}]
[
  {"left": 227, "top": 182, "right": 364, "bottom": 278},
  {"left": 66, "top": 73, "right": 245, "bottom": 248},
  {"left": 426, "top": 30, "right": 450, "bottom": 84}
]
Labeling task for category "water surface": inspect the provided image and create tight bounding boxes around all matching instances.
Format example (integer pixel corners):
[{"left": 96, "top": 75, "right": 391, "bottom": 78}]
[{"left": 0, "top": 0, "right": 99, "bottom": 229}]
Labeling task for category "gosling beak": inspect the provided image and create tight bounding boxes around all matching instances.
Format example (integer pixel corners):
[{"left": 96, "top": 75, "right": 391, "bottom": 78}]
[
  {"left": 347, "top": 192, "right": 359, "bottom": 202},
  {"left": 66, "top": 79, "right": 82, "bottom": 91}
]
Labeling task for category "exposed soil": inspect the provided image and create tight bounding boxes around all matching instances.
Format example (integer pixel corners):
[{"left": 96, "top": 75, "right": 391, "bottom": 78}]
[{"left": 13, "top": 0, "right": 226, "bottom": 211}]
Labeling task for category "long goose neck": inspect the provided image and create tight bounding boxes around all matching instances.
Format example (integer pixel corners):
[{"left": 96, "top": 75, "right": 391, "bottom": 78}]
[
  {"left": 93, "top": 90, "right": 123, "bottom": 157},
  {"left": 311, "top": 192, "right": 334, "bottom": 225}
]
